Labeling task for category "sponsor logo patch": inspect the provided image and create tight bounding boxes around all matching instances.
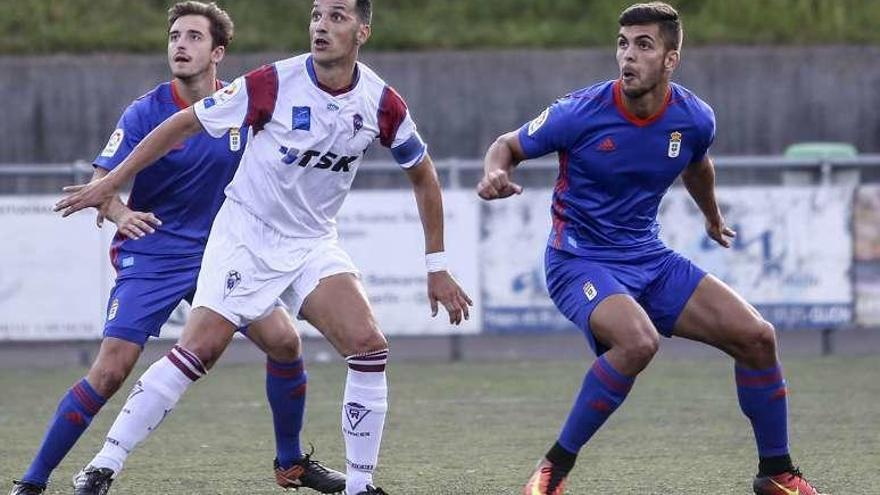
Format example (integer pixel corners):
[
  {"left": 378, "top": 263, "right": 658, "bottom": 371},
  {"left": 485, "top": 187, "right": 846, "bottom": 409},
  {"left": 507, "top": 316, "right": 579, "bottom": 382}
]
[
  {"left": 100, "top": 129, "right": 124, "bottom": 157},
  {"left": 344, "top": 401, "right": 372, "bottom": 431},
  {"left": 527, "top": 107, "right": 550, "bottom": 136},
  {"left": 228, "top": 128, "right": 241, "bottom": 151},
  {"left": 292, "top": 106, "right": 311, "bottom": 131}
]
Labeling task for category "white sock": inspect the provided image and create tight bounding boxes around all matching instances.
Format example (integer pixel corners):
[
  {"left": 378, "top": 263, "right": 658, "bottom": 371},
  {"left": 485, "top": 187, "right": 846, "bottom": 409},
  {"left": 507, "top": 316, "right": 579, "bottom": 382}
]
[
  {"left": 90, "top": 345, "right": 205, "bottom": 474},
  {"left": 343, "top": 350, "right": 388, "bottom": 495}
]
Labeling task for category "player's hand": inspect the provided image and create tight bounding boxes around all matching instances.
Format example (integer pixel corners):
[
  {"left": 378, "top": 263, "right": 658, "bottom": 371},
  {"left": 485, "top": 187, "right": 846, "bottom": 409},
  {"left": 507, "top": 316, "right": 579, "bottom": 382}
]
[
  {"left": 706, "top": 217, "right": 736, "bottom": 248},
  {"left": 54, "top": 176, "right": 121, "bottom": 217},
  {"left": 106, "top": 207, "right": 162, "bottom": 240},
  {"left": 427, "top": 271, "right": 473, "bottom": 325},
  {"left": 477, "top": 169, "right": 523, "bottom": 200}
]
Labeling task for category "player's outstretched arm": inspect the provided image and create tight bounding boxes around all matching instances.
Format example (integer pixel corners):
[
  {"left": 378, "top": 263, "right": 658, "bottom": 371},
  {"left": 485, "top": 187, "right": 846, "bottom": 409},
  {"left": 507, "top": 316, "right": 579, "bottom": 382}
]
[
  {"left": 681, "top": 154, "right": 736, "bottom": 248},
  {"left": 54, "top": 108, "right": 203, "bottom": 217},
  {"left": 405, "top": 154, "right": 473, "bottom": 325},
  {"left": 478, "top": 130, "right": 525, "bottom": 200}
]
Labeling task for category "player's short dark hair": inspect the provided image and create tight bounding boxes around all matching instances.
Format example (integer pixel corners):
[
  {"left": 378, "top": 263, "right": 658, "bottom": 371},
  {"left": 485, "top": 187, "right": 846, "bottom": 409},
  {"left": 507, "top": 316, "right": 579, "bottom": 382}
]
[
  {"left": 355, "top": 0, "right": 372, "bottom": 24},
  {"left": 619, "top": 2, "right": 682, "bottom": 51},
  {"left": 168, "top": 1, "right": 234, "bottom": 49}
]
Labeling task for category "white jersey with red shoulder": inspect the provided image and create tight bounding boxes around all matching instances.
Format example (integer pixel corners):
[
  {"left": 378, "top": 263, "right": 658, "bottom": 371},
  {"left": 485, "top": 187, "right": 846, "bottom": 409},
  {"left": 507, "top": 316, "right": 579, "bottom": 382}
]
[{"left": 193, "top": 53, "right": 427, "bottom": 239}]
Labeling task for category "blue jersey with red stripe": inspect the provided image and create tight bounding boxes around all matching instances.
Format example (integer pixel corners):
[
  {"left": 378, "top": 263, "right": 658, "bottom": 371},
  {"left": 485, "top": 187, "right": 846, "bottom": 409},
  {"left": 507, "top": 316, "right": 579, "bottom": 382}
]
[
  {"left": 93, "top": 81, "right": 247, "bottom": 277},
  {"left": 518, "top": 80, "right": 715, "bottom": 260}
]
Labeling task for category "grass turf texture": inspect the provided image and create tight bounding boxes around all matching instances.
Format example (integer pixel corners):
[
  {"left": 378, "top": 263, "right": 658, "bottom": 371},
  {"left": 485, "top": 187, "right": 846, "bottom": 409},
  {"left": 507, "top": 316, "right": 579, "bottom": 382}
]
[{"left": 1, "top": 357, "right": 877, "bottom": 494}]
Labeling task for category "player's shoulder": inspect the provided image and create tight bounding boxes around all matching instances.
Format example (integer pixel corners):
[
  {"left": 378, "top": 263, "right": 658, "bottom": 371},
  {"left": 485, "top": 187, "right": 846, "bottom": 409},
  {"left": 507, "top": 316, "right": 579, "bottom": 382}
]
[
  {"left": 120, "top": 82, "right": 171, "bottom": 125},
  {"left": 550, "top": 80, "right": 614, "bottom": 121},
  {"left": 670, "top": 82, "right": 715, "bottom": 123}
]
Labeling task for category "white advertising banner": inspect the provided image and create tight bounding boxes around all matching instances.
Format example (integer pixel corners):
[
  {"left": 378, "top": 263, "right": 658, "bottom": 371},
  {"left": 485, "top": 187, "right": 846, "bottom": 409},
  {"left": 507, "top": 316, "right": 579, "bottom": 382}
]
[
  {"left": 659, "top": 186, "right": 854, "bottom": 328},
  {"left": 479, "top": 190, "right": 574, "bottom": 333},
  {"left": 0, "top": 196, "right": 110, "bottom": 340},
  {"left": 0, "top": 190, "right": 480, "bottom": 341},
  {"left": 854, "top": 185, "right": 880, "bottom": 327},
  {"left": 481, "top": 186, "right": 854, "bottom": 333},
  {"left": 296, "top": 190, "right": 481, "bottom": 336}
]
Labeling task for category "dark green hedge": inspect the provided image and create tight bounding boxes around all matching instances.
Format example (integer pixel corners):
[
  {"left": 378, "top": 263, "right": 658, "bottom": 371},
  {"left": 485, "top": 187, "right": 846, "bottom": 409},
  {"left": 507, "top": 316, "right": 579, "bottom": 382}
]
[{"left": 2, "top": 0, "right": 878, "bottom": 54}]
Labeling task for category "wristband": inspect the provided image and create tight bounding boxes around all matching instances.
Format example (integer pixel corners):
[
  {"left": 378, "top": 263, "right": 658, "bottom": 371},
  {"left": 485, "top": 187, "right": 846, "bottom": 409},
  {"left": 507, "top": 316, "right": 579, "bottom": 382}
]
[{"left": 425, "top": 251, "right": 448, "bottom": 273}]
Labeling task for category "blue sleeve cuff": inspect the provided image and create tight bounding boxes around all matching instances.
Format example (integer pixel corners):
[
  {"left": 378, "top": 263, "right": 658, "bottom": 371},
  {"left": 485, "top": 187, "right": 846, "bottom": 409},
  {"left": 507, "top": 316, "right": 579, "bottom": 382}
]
[{"left": 391, "top": 133, "right": 427, "bottom": 166}]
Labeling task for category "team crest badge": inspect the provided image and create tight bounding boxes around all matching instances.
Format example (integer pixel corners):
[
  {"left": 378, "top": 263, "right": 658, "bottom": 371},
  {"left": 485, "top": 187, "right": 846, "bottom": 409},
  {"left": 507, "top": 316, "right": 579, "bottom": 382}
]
[
  {"left": 228, "top": 128, "right": 241, "bottom": 151},
  {"left": 668, "top": 131, "right": 682, "bottom": 158},
  {"left": 107, "top": 298, "right": 119, "bottom": 321},
  {"left": 583, "top": 281, "right": 598, "bottom": 302},
  {"left": 224, "top": 270, "right": 242, "bottom": 297},
  {"left": 344, "top": 402, "right": 372, "bottom": 431},
  {"left": 352, "top": 113, "right": 363, "bottom": 137}
]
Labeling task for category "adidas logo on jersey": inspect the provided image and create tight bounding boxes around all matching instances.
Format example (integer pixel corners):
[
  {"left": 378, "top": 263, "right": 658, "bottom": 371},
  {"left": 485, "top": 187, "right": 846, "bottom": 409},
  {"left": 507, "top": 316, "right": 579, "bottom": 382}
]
[
  {"left": 279, "top": 146, "right": 358, "bottom": 172},
  {"left": 596, "top": 136, "right": 616, "bottom": 152}
]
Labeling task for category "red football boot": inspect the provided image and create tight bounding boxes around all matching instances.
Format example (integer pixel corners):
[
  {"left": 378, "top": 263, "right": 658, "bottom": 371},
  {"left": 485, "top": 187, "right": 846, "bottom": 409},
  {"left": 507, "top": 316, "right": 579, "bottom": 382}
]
[
  {"left": 522, "top": 459, "right": 568, "bottom": 495},
  {"left": 754, "top": 468, "right": 827, "bottom": 495}
]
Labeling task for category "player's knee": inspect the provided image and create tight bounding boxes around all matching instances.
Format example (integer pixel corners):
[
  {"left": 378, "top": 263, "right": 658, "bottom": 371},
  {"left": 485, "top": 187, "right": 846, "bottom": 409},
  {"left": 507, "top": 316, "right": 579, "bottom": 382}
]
[
  {"left": 344, "top": 328, "right": 388, "bottom": 357},
  {"left": 733, "top": 318, "right": 777, "bottom": 365},
  {"left": 267, "top": 331, "right": 302, "bottom": 362},
  {"left": 88, "top": 363, "right": 130, "bottom": 397},
  {"left": 618, "top": 330, "right": 659, "bottom": 369}
]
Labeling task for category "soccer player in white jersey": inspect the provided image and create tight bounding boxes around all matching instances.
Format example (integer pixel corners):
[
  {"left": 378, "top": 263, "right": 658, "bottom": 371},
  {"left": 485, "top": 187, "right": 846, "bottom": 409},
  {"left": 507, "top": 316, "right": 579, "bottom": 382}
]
[{"left": 56, "top": 1, "right": 471, "bottom": 493}]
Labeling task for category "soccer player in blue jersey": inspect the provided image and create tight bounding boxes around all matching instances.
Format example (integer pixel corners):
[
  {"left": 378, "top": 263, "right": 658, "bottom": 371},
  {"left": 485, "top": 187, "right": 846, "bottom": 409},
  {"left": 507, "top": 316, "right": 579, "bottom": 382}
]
[
  {"left": 479, "top": 3, "right": 825, "bottom": 495},
  {"left": 9, "top": 3, "right": 344, "bottom": 495}
]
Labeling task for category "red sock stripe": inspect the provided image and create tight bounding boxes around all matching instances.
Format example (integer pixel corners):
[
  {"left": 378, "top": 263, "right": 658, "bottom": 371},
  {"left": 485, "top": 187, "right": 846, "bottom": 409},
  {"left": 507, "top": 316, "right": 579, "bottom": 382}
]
[
  {"left": 72, "top": 382, "right": 102, "bottom": 416},
  {"left": 166, "top": 352, "right": 201, "bottom": 382},
  {"left": 266, "top": 360, "right": 305, "bottom": 379},
  {"left": 173, "top": 345, "right": 206, "bottom": 375},
  {"left": 735, "top": 368, "right": 784, "bottom": 388},
  {"left": 592, "top": 361, "right": 633, "bottom": 395}
]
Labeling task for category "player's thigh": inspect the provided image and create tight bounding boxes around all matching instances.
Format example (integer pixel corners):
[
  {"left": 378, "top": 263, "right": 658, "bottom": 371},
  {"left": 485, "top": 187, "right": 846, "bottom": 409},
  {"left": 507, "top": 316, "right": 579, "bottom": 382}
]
[
  {"left": 639, "top": 251, "right": 708, "bottom": 338},
  {"left": 672, "top": 273, "right": 774, "bottom": 354},
  {"left": 300, "top": 273, "right": 385, "bottom": 357},
  {"left": 247, "top": 308, "right": 302, "bottom": 362},
  {"left": 103, "top": 273, "right": 197, "bottom": 346},
  {"left": 544, "top": 247, "right": 654, "bottom": 355}
]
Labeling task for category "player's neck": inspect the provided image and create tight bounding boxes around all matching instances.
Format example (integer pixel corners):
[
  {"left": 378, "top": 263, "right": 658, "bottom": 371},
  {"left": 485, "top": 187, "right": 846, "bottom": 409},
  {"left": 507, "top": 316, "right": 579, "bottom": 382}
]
[
  {"left": 621, "top": 81, "right": 670, "bottom": 119},
  {"left": 172, "top": 71, "right": 218, "bottom": 106},
  {"left": 313, "top": 56, "right": 358, "bottom": 93}
]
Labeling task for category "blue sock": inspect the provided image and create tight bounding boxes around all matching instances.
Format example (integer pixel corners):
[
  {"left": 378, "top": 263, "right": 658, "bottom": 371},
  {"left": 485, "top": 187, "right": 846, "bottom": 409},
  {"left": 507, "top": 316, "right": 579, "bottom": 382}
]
[
  {"left": 557, "top": 355, "right": 635, "bottom": 453},
  {"left": 735, "top": 363, "right": 790, "bottom": 458},
  {"left": 22, "top": 378, "right": 106, "bottom": 487},
  {"left": 266, "top": 357, "right": 307, "bottom": 469}
]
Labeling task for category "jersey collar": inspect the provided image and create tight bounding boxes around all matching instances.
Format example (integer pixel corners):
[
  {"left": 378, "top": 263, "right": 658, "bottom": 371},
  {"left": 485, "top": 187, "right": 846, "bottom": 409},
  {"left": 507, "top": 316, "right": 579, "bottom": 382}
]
[
  {"left": 306, "top": 55, "right": 360, "bottom": 97},
  {"left": 170, "top": 79, "right": 223, "bottom": 110},
  {"left": 612, "top": 79, "right": 671, "bottom": 127}
]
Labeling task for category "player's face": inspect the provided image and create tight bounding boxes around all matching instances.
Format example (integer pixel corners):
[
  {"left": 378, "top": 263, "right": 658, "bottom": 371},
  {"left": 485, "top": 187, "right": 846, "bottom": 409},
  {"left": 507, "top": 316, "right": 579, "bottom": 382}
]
[
  {"left": 167, "top": 15, "right": 224, "bottom": 80},
  {"left": 616, "top": 24, "right": 679, "bottom": 99},
  {"left": 309, "top": 0, "right": 371, "bottom": 66}
]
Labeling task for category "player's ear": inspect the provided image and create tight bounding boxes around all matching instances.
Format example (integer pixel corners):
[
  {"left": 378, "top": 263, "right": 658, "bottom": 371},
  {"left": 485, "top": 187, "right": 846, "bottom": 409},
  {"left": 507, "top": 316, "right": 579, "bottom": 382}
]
[
  {"left": 356, "top": 23, "right": 371, "bottom": 46},
  {"left": 212, "top": 45, "right": 226, "bottom": 64},
  {"left": 664, "top": 49, "right": 680, "bottom": 72}
]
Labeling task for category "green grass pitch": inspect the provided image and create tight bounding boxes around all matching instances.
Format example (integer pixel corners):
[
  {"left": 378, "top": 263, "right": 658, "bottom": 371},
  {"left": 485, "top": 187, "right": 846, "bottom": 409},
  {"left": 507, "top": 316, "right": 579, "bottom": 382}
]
[{"left": 2, "top": 356, "right": 877, "bottom": 494}]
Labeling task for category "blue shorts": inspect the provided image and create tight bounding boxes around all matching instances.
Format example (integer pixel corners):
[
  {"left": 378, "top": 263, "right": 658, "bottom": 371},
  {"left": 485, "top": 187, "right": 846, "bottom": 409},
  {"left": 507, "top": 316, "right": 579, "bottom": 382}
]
[
  {"left": 103, "top": 270, "right": 198, "bottom": 347},
  {"left": 545, "top": 246, "right": 706, "bottom": 355}
]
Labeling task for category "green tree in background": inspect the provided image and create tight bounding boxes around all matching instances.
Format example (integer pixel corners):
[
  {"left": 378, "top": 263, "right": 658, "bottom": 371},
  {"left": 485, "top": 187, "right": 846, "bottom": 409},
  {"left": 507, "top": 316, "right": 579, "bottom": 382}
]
[{"left": 1, "top": 0, "right": 878, "bottom": 54}]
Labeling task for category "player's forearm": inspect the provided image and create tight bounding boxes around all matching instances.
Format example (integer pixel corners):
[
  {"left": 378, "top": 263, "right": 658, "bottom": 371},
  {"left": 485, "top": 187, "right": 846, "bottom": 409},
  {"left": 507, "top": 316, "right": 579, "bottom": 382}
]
[
  {"left": 682, "top": 160, "right": 722, "bottom": 223},
  {"left": 408, "top": 157, "right": 445, "bottom": 254},
  {"left": 105, "top": 108, "right": 202, "bottom": 188},
  {"left": 90, "top": 166, "right": 126, "bottom": 222},
  {"left": 483, "top": 133, "right": 521, "bottom": 176}
]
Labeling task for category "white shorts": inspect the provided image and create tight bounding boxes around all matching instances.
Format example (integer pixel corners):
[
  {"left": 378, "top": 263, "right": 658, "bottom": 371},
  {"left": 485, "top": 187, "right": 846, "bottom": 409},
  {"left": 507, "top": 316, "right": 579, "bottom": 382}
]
[{"left": 192, "top": 199, "right": 359, "bottom": 327}]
